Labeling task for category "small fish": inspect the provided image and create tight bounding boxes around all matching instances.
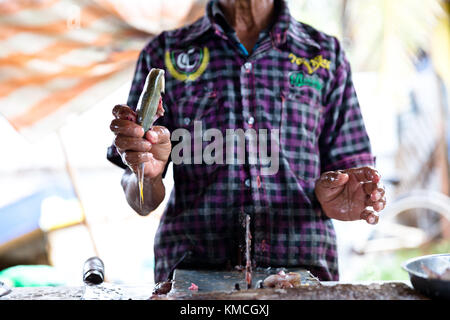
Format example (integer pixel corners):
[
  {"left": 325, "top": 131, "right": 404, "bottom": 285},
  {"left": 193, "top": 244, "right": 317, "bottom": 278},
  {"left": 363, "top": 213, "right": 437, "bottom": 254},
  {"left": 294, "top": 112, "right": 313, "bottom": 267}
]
[{"left": 135, "top": 68, "right": 165, "bottom": 209}]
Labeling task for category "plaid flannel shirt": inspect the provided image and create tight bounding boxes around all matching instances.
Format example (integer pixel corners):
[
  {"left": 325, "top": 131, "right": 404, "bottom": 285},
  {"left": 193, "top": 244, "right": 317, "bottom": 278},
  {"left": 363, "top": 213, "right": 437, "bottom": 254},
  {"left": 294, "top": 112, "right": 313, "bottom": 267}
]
[{"left": 107, "top": 0, "right": 375, "bottom": 282}]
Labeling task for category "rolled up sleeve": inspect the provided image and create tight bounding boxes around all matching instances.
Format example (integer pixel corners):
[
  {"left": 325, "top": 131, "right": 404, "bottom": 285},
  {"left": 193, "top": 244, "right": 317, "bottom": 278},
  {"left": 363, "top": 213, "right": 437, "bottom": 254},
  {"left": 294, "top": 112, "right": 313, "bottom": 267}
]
[{"left": 319, "top": 38, "right": 376, "bottom": 172}]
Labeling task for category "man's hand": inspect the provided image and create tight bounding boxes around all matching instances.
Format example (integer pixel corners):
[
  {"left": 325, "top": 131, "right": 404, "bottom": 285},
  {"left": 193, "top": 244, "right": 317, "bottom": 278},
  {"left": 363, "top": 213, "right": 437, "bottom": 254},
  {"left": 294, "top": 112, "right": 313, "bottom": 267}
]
[
  {"left": 110, "top": 104, "right": 171, "bottom": 178},
  {"left": 314, "top": 167, "right": 386, "bottom": 225},
  {"left": 110, "top": 104, "right": 170, "bottom": 215}
]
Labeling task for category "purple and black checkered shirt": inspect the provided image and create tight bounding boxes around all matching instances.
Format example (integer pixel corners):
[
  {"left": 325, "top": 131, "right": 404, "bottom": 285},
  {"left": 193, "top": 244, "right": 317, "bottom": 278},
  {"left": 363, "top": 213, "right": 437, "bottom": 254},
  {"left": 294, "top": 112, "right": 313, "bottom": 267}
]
[{"left": 107, "top": 0, "right": 375, "bottom": 282}]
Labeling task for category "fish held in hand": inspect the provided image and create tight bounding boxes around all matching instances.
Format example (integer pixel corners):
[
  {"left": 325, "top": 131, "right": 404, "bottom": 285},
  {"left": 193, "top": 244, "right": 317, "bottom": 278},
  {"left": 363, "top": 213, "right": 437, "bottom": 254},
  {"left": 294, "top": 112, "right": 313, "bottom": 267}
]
[{"left": 135, "top": 68, "right": 165, "bottom": 208}]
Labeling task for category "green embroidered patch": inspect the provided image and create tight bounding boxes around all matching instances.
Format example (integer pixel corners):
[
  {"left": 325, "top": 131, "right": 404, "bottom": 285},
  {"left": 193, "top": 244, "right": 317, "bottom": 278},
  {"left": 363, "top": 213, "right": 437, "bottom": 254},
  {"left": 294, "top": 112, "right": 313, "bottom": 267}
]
[{"left": 289, "top": 72, "right": 323, "bottom": 90}]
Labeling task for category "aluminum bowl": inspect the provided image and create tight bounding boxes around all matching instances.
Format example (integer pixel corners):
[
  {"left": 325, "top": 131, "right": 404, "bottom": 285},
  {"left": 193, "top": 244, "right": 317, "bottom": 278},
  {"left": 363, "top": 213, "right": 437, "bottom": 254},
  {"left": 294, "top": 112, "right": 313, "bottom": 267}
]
[{"left": 402, "top": 253, "right": 450, "bottom": 300}]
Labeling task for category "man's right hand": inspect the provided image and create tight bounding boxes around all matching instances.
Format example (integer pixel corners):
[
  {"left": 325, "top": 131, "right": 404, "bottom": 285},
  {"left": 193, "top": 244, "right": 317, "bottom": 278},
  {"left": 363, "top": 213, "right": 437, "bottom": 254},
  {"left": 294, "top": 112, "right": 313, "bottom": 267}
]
[{"left": 110, "top": 104, "right": 171, "bottom": 178}]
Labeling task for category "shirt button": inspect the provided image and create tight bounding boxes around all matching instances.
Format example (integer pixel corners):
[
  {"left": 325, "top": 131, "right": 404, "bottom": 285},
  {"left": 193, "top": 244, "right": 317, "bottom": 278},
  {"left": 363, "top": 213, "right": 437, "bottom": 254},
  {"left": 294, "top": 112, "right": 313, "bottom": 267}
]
[
  {"left": 244, "top": 179, "right": 251, "bottom": 188},
  {"left": 243, "top": 62, "right": 252, "bottom": 72},
  {"left": 247, "top": 116, "right": 255, "bottom": 125},
  {"left": 183, "top": 117, "right": 191, "bottom": 125}
]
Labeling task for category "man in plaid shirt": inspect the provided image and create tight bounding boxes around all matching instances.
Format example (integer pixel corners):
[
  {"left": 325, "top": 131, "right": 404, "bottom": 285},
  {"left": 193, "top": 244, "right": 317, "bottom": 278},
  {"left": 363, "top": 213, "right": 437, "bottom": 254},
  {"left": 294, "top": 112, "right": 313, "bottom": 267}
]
[{"left": 108, "top": 0, "right": 386, "bottom": 282}]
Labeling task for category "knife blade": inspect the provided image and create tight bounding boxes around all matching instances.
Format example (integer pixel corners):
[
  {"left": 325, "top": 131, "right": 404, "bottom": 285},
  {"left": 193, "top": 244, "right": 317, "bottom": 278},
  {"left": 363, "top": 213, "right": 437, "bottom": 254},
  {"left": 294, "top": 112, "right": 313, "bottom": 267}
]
[{"left": 135, "top": 68, "right": 165, "bottom": 209}]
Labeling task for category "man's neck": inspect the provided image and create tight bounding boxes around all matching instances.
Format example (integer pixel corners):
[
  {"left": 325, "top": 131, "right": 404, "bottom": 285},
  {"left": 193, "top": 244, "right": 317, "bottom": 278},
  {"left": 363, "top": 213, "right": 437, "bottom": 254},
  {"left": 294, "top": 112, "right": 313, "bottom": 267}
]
[{"left": 218, "top": 0, "right": 275, "bottom": 54}]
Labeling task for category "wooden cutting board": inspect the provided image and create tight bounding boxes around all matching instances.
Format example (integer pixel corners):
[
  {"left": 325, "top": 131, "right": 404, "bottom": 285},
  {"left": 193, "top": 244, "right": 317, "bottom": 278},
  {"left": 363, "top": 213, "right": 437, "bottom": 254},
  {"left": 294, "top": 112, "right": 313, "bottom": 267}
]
[{"left": 172, "top": 268, "right": 320, "bottom": 294}]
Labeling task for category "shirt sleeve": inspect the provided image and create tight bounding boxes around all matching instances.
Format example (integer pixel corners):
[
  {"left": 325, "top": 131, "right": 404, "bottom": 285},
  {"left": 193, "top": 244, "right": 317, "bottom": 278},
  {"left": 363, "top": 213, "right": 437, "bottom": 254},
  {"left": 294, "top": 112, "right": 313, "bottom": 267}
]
[
  {"left": 106, "top": 34, "right": 173, "bottom": 175},
  {"left": 319, "top": 37, "right": 376, "bottom": 172}
]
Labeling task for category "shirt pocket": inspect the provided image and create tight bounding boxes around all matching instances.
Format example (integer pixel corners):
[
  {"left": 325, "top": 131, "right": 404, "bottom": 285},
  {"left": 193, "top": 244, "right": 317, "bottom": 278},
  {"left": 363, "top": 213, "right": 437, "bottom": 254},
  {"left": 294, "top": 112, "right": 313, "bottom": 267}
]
[
  {"left": 280, "top": 89, "right": 322, "bottom": 182},
  {"left": 173, "top": 88, "right": 219, "bottom": 129},
  {"left": 171, "top": 88, "right": 224, "bottom": 182}
]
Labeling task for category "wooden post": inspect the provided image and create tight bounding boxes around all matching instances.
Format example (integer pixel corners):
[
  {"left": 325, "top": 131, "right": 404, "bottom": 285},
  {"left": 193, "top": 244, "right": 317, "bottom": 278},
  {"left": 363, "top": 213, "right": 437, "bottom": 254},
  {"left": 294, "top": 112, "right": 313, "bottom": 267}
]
[
  {"left": 437, "top": 74, "right": 450, "bottom": 239},
  {"left": 57, "top": 130, "right": 100, "bottom": 257}
]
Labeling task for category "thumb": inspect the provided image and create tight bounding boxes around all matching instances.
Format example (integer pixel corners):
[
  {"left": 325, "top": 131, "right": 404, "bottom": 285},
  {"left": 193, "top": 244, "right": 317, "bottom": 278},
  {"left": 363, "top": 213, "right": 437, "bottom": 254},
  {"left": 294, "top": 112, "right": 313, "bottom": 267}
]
[
  {"left": 145, "top": 126, "right": 171, "bottom": 145},
  {"left": 317, "top": 171, "right": 349, "bottom": 189}
]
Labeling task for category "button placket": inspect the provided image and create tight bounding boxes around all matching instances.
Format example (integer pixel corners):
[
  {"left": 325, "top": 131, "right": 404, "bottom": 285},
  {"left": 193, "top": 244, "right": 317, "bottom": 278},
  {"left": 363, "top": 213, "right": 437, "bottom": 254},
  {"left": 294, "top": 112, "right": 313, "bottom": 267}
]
[{"left": 239, "top": 59, "right": 263, "bottom": 234}]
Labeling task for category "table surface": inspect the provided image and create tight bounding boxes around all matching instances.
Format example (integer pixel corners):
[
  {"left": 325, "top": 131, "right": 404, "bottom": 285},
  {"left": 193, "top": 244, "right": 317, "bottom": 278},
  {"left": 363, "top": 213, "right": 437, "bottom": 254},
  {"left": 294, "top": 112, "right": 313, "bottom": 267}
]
[
  {"left": 172, "top": 268, "right": 321, "bottom": 293},
  {"left": 0, "top": 280, "right": 422, "bottom": 300}
]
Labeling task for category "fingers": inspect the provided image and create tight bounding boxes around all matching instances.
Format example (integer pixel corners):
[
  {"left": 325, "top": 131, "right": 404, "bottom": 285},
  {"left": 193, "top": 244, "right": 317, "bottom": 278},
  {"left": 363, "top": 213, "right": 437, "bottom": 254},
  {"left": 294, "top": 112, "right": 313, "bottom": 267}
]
[
  {"left": 365, "top": 195, "right": 386, "bottom": 212},
  {"left": 365, "top": 193, "right": 386, "bottom": 209},
  {"left": 110, "top": 105, "right": 144, "bottom": 142},
  {"left": 360, "top": 180, "right": 385, "bottom": 223},
  {"left": 370, "top": 186, "right": 385, "bottom": 202},
  {"left": 362, "top": 182, "right": 377, "bottom": 195},
  {"left": 114, "top": 135, "right": 152, "bottom": 152},
  {"left": 110, "top": 119, "right": 144, "bottom": 138},
  {"left": 121, "top": 151, "right": 153, "bottom": 171},
  {"left": 360, "top": 209, "right": 379, "bottom": 225},
  {"left": 362, "top": 183, "right": 386, "bottom": 212},
  {"left": 111, "top": 104, "right": 170, "bottom": 177},
  {"left": 346, "top": 166, "right": 381, "bottom": 183},
  {"left": 112, "top": 104, "right": 137, "bottom": 122},
  {"left": 145, "top": 126, "right": 171, "bottom": 145},
  {"left": 362, "top": 183, "right": 384, "bottom": 199},
  {"left": 361, "top": 183, "right": 385, "bottom": 223},
  {"left": 317, "top": 171, "right": 349, "bottom": 189},
  {"left": 364, "top": 188, "right": 386, "bottom": 211},
  {"left": 372, "top": 197, "right": 386, "bottom": 212}
]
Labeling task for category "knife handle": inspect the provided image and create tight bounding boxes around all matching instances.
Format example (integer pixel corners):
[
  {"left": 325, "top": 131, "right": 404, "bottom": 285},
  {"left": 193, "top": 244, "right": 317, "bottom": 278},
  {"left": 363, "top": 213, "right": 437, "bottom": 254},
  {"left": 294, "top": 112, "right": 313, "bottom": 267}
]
[{"left": 83, "top": 257, "right": 105, "bottom": 285}]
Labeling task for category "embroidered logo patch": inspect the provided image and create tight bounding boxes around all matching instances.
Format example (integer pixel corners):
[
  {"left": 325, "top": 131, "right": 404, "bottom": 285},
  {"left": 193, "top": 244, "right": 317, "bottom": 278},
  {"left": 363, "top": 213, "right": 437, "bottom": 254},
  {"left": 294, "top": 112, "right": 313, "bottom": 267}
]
[
  {"left": 288, "top": 53, "right": 330, "bottom": 74},
  {"left": 165, "top": 46, "right": 209, "bottom": 81},
  {"left": 289, "top": 72, "right": 323, "bottom": 90}
]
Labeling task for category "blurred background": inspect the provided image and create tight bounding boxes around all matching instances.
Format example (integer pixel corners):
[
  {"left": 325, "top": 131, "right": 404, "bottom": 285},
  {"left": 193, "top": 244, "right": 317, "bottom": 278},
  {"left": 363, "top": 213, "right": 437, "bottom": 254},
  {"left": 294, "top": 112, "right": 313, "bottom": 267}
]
[{"left": 0, "top": 0, "right": 449, "bottom": 288}]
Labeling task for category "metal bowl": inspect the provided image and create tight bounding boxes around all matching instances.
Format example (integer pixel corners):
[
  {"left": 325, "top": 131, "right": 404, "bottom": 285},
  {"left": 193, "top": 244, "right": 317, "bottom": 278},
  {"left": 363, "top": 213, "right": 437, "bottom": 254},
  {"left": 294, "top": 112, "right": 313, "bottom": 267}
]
[{"left": 402, "top": 253, "right": 450, "bottom": 300}]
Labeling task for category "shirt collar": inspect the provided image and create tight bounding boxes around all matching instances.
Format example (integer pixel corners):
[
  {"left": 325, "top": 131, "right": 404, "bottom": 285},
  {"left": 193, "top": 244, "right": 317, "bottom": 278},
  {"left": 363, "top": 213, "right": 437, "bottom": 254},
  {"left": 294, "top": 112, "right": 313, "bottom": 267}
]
[
  {"left": 210, "top": 0, "right": 229, "bottom": 30},
  {"left": 175, "top": 1, "right": 224, "bottom": 46},
  {"left": 271, "top": 0, "right": 321, "bottom": 49},
  {"left": 178, "top": 0, "right": 320, "bottom": 50}
]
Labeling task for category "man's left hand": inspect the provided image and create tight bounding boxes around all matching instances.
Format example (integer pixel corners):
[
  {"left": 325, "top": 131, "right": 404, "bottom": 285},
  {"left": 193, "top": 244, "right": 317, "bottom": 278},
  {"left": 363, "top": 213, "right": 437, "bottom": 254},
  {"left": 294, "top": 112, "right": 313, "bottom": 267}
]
[{"left": 314, "top": 167, "right": 386, "bottom": 225}]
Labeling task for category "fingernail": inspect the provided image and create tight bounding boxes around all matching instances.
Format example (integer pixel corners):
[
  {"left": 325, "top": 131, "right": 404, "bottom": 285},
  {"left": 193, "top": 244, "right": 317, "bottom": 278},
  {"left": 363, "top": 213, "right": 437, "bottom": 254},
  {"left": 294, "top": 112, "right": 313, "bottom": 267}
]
[{"left": 369, "top": 216, "right": 375, "bottom": 224}]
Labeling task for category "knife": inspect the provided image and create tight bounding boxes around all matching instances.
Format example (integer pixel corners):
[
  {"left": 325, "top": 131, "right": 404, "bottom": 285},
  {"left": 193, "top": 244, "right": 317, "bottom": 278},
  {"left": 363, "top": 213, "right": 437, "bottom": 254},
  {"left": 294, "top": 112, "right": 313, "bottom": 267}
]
[{"left": 135, "top": 68, "right": 165, "bottom": 210}]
